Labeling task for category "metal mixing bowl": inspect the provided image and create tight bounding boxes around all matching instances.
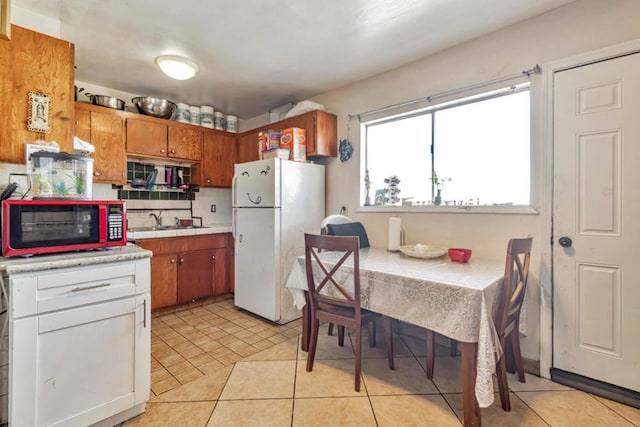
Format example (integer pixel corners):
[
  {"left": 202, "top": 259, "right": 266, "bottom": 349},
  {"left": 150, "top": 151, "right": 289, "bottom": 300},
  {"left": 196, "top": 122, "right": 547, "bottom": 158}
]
[
  {"left": 85, "top": 93, "right": 126, "bottom": 110},
  {"left": 131, "top": 97, "right": 177, "bottom": 119}
]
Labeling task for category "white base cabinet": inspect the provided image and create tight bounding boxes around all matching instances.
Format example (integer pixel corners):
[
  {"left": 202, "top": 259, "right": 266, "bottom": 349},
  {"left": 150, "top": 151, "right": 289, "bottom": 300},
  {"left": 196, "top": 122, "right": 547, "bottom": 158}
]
[{"left": 7, "top": 257, "right": 150, "bottom": 426}]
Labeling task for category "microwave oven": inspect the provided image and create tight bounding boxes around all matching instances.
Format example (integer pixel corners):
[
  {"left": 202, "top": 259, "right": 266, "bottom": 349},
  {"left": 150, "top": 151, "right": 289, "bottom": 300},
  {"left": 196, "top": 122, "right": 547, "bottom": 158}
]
[{"left": 1, "top": 200, "right": 127, "bottom": 257}]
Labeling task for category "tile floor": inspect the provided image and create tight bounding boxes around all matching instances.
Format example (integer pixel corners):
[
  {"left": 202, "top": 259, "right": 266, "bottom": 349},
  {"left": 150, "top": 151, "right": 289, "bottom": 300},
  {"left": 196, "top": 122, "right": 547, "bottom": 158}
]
[
  {"left": 125, "top": 300, "right": 640, "bottom": 426},
  {"left": 149, "top": 299, "right": 301, "bottom": 396}
]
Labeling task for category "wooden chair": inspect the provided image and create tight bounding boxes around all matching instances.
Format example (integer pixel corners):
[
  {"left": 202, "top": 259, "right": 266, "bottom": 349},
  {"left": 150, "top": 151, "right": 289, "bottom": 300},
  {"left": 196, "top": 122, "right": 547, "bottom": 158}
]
[
  {"left": 304, "top": 233, "right": 394, "bottom": 392},
  {"left": 425, "top": 237, "right": 533, "bottom": 411},
  {"left": 320, "top": 215, "right": 372, "bottom": 340}
]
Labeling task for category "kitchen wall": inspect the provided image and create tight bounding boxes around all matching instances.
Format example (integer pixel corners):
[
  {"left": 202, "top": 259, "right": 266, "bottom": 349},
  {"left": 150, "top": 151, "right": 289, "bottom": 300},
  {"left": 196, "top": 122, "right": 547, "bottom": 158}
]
[{"left": 242, "top": 0, "right": 640, "bottom": 362}]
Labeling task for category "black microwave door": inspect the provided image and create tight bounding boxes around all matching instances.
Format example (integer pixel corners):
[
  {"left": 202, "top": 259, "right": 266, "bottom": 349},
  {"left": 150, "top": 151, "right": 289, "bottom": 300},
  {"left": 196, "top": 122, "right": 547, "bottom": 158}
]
[{"left": 9, "top": 204, "right": 100, "bottom": 249}]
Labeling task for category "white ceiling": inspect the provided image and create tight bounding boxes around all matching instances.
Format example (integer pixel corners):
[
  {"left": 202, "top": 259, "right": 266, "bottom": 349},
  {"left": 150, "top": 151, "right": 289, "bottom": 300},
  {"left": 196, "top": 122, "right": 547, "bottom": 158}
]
[{"left": 13, "top": 0, "right": 575, "bottom": 118}]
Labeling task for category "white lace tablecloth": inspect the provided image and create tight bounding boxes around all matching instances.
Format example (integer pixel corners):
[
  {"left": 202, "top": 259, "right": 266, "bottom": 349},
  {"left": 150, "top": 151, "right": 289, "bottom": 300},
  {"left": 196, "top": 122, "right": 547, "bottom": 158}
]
[{"left": 285, "top": 247, "right": 505, "bottom": 408}]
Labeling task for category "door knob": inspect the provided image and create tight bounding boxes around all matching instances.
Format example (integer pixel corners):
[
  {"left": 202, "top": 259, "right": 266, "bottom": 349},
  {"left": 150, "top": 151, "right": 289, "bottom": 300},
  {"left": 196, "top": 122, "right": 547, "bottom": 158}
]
[{"left": 558, "top": 236, "right": 573, "bottom": 248}]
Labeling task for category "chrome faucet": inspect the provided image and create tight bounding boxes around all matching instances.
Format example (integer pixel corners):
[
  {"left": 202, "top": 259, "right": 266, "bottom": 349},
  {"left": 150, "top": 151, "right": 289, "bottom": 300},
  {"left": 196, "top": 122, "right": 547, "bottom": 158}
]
[{"left": 149, "top": 212, "right": 162, "bottom": 226}]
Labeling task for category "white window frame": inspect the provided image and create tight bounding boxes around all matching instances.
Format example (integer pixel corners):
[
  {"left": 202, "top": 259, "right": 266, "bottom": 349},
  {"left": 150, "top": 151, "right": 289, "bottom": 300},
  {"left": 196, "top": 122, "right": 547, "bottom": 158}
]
[{"left": 358, "top": 83, "right": 538, "bottom": 215}]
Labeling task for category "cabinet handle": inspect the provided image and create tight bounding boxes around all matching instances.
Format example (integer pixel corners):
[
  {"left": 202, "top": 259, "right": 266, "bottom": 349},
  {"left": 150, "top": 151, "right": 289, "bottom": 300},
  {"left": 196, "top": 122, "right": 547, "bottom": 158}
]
[
  {"left": 160, "top": 149, "right": 166, "bottom": 154},
  {"left": 179, "top": 258, "right": 184, "bottom": 264},
  {"left": 206, "top": 179, "right": 211, "bottom": 183},
  {"left": 170, "top": 149, "right": 176, "bottom": 154},
  {"left": 94, "top": 171, "right": 101, "bottom": 176},
  {"left": 143, "top": 299, "right": 147, "bottom": 328},
  {"left": 71, "top": 282, "right": 111, "bottom": 292},
  {"left": 212, "top": 255, "right": 215, "bottom": 260},
  {"left": 171, "top": 258, "right": 176, "bottom": 263}
]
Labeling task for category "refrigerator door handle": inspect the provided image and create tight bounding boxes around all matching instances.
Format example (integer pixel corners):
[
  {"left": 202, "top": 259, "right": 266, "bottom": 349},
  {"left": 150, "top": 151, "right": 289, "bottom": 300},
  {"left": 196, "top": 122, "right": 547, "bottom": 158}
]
[
  {"left": 231, "top": 175, "right": 238, "bottom": 207},
  {"left": 232, "top": 208, "right": 237, "bottom": 239}
]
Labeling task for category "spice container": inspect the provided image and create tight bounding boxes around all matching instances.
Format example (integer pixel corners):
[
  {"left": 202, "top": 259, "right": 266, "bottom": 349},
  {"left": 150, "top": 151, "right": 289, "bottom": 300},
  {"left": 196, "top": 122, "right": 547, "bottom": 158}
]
[{"left": 213, "top": 112, "right": 225, "bottom": 130}]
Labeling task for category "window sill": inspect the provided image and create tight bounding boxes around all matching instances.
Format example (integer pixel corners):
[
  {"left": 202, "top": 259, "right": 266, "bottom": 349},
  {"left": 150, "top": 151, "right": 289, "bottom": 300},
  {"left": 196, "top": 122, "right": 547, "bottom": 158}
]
[{"left": 356, "top": 205, "right": 539, "bottom": 215}]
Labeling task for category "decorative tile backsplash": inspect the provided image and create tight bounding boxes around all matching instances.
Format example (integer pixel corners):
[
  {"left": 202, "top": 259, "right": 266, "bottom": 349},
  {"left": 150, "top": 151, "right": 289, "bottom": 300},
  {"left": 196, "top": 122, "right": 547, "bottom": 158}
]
[
  {"left": 118, "top": 189, "right": 194, "bottom": 201},
  {"left": 119, "top": 161, "right": 195, "bottom": 201}
]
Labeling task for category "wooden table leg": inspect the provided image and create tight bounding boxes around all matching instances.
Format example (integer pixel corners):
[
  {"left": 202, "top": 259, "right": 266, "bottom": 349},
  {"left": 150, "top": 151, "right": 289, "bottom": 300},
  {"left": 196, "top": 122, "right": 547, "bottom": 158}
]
[
  {"left": 301, "top": 292, "right": 310, "bottom": 352},
  {"left": 461, "top": 342, "right": 481, "bottom": 427}
]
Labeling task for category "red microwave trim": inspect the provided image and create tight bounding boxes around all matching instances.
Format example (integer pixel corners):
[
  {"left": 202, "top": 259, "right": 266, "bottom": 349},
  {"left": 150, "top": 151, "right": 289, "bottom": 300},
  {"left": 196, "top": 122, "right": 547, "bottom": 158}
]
[{"left": 1, "top": 200, "right": 127, "bottom": 257}]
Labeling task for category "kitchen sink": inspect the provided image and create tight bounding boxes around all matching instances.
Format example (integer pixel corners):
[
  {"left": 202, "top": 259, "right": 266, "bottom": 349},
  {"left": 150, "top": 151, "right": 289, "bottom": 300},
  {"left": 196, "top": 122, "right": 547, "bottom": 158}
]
[{"left": 127, "top": 225, "right": 209, "bottom": 232}]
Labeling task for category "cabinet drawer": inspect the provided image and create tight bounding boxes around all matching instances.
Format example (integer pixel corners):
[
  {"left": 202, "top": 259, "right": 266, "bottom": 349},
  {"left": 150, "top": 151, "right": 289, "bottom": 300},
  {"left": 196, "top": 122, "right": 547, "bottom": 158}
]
[
  {"left": 137, "top": 234, "right": 228, "bottom": 254},
  {"left": 10, "top": 259, "right": 150, "bottom": 318}
]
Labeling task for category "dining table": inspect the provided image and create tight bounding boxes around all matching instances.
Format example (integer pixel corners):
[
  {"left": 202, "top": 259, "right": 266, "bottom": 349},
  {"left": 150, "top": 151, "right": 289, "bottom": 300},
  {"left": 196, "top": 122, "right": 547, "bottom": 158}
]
[{"left": 284, "top": 246, "right": 506, "bottom": 427}]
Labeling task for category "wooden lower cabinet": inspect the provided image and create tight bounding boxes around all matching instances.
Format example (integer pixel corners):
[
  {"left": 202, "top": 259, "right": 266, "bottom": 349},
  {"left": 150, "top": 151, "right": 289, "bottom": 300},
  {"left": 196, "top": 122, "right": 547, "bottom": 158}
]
[
  {"left": 150, "top": 254, "right": 178, "bottom": 309},
  {"left": 177, "top": 249, "right": 215, "bottom": 304},
  {"left": 137, "top": 233, "right": 232, "bottom": 310}
]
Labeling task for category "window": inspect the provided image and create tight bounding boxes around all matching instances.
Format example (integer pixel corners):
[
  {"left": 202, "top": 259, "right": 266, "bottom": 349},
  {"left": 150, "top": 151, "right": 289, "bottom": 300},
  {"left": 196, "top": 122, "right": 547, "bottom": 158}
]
[{"left": 362, "top": 85, "right": 530, "bottom": 208}]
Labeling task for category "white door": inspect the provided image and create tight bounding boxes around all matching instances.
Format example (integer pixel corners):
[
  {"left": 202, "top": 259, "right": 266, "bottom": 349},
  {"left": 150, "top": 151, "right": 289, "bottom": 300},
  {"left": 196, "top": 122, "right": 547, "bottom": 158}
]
[
  {"left": 553, "top": 53, "right": 640, "bottom": 392},
  {"left": 234, "top": 208, "right": 280, "bottom": 321}
]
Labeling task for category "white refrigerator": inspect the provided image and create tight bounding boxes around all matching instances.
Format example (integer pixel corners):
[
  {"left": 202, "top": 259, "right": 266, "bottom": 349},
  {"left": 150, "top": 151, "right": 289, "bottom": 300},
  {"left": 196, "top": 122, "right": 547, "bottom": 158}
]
[{"left": 232, "top": 158, "right": 325, "bottom": 323}]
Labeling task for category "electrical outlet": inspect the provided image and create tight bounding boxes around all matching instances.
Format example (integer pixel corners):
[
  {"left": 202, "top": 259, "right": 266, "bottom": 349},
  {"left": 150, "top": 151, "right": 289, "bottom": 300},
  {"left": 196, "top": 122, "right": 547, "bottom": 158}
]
[
  {"left": 210, "top": 204, "right": 216, "bottom": 213},
  {"left": 9, "top": 175, "right": 29, "bottom": 198}
]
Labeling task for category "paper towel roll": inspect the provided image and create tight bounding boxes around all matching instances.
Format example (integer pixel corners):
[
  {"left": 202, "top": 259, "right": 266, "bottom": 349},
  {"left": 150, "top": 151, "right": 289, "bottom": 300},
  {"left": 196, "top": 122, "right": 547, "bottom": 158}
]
[{"left": 388, "top": 217, "right": 402, "bottom": 251}]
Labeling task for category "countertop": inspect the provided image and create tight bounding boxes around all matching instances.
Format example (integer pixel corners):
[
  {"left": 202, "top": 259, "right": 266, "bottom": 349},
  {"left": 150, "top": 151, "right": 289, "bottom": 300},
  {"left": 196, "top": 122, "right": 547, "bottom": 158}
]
[
  {"left": 126, "top": 224, "right": 232, "bottom": 240},
  {"left": 0, "top": 244, "right": 152, "bottom": 275}
]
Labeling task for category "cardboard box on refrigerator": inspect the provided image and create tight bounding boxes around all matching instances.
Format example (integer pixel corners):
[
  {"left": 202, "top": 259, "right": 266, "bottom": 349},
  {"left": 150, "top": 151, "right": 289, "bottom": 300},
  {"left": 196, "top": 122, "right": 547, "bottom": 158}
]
[{"left": 280, "top": 127, "right": 306, "bottom": 161}]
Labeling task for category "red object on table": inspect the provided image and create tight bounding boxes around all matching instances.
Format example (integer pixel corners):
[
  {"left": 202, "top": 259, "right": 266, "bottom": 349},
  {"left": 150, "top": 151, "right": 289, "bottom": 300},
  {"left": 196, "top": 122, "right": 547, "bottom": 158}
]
[{"left": 448, "top": 248, "right": 472, "bottom": 263}]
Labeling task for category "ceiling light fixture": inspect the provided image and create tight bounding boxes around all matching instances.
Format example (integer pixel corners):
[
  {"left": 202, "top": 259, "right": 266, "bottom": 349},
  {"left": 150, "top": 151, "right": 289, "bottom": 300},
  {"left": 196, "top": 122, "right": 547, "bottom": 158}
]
[{"left": 155, "top": 55, "right": 199, "bottom": 80}]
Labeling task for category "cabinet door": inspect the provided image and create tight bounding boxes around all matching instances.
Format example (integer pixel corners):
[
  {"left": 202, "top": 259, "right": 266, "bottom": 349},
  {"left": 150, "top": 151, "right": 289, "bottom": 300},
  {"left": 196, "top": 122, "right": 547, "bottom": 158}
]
[
  {"left": 74, "top": 106, "right": 91, "bottom": 141},
  {"left": 177, "top": 249, "right": 214, "bottom": 304},
  {"left": 11, "top": 294, "right": 150, "bottom": 426},
  {"left": 91, "top": 110, "right": 126, "bottom": 184},
  {"left": 126, "top": 118, "right": 168, "bottom": 157},
  {"left": 150, "top": 253, "right": 178, "bottom": 309},
  {"left": 279, "top": 110, "right": 337, "bottom": 157},
  {"left": 279, "top": 113, "right": 315, "bottom": 154},
  {"left": 226, "top": 238, "right": 235, "bottom": 294},
  {"left": 168, "top": 125, "right": 202, "bottom": 160},
  {"left": 0, "top": 26, "right": 75, "bottom": 163},
  {"left": 200, "top": 131, "right": 236, "bottom": 188},
  {"left": 237, "top": 130, "right": 260, "bottom": 164},
  {"left": 213, "top": 247, "right": 227, "bottom": 295}
]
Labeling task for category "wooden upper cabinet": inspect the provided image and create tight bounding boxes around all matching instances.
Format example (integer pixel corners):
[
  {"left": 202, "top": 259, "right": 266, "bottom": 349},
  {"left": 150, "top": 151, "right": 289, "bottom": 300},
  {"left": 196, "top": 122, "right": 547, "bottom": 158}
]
[
  {"left": 74, "top": 107, "right": 91, "bottom": 141},
  {"left": 236, "top": 110, "right": 337, "bottom": 165},
  {"left": 236, "top": 130, "right": 260, "bottom": 164},
  {"left": 0, "top": 25, "right": 74, "bottom": 163},
  {"left": 168, "top": 125, "right": 202, "bottom": 161},
  {"left": 195, "top": 131, "right": 236, "bottom": 188},
  {"left": 90, "top": 110, "right": 126, "bottom": 183},
  {"left": 279, "top": 110, "right": 337, "bottom": 157},
  {"left": 74, "top": 103, "right": 126, "bottom": 184},
  {"left": 126, "top": 118, "right": 202, "bottom": 162},
  {"left": 126, "top": 118, "right": 167, "bottom": 158}
]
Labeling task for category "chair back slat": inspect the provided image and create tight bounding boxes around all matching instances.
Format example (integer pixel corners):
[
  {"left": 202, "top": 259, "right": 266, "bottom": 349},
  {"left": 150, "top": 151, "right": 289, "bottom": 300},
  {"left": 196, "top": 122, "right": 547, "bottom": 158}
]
[
  {"left": 493, "top": 237, "right": 533, "bottom": 339},
  {"left": 305, "top": 233, "right": 361, "bottom": 323},
  {"left": 311, "top": 249, "right": 355, "bottom": 301}
]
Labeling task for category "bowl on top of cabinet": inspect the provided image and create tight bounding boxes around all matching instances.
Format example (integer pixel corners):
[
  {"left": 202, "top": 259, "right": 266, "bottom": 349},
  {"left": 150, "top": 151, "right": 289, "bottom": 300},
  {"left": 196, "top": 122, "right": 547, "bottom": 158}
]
[{"left": 131, "top": 97, "right": 177, "bottom": 119}]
